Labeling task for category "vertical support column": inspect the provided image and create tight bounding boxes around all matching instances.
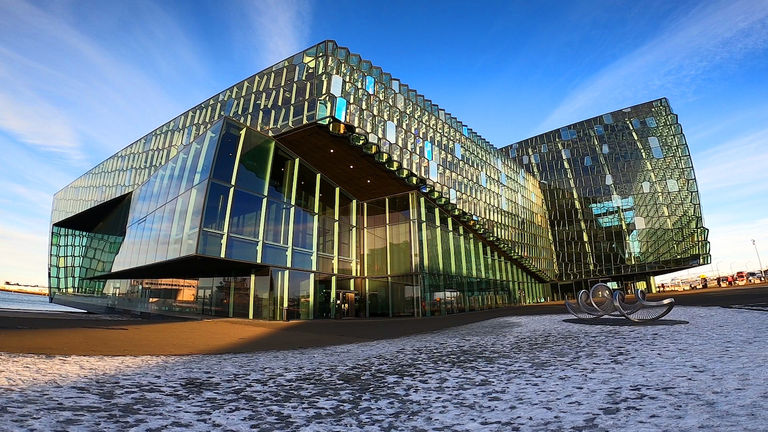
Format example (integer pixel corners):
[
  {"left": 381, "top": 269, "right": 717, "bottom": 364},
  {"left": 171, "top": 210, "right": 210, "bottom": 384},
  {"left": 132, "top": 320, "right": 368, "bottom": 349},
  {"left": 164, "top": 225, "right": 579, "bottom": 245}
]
[{"left": 249, "top": 272, "right": 255, "bottom": 319}]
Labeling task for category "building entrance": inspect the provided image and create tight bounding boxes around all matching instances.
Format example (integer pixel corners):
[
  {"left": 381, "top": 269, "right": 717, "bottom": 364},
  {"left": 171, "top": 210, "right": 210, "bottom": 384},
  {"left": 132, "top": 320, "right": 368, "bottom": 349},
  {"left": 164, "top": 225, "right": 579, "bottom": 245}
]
[{"left": 337, "top": 290, "right": 356, "bottom": 318}]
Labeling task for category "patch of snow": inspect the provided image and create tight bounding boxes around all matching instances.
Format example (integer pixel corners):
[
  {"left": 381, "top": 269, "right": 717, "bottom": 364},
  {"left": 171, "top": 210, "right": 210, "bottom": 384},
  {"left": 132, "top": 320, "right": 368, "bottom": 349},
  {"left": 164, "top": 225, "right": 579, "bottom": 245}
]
[{"left": 1, "top": 307, "right": 767, "bottom": 431}]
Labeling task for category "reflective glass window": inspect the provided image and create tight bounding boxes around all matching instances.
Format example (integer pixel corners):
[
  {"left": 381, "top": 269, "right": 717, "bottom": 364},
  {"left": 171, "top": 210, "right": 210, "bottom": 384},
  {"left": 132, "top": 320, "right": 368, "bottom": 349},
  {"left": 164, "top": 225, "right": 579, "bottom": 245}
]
[
  {"left": 366, "top": 199, "right": 386, "bottom": 227},
  {"left": 212, "top": 122, "right": 242, "bottom": 183},
  {"left": 389, "top": 221, "right": 412, "bottom": 274},
  {"left": 267, "top": 150, "right": 295, "bottom": 202},
  {"left": 288, "top": 271, "right": 312, "bottom": 320},
  {"left": 294, "top": 163, "right": 317, "bottom": 212},
  {"left": 168, "top": 189, "right": 190, "bottom": 259},
  {"left": 339, "top": 193, "right": 354, "bottom": 226},
  {"left": 226, "top": 237, "right": 258, "bottom": 262},
  {"left": 334, "top": 97, "right": 347, "bottom": 121},
  {"left": 191, "top": 121, "right": 223, "bottom": 188},
  {"left": 318, "top": 179, "right": 336, "bottom": 217},
  {"left": 317, "top": 215, "right": 335, "bottom": 255},
  {"left": 262, "top": 243, "right": 288, "bottom": 267},
  {"left": 229, "top": 189, "right": 263, "bottom": 239},
  {"left": 181, "top": 182, "right": 206, "bottom": 256},
  {"left": 292, "top": 250, "right": 313, "bottom": 271},
  {"left": 338, "top": 222, "right": 353, "bottom": 258},
  {"left": 236, "top": 132, "right": 274, "bottom": 195},
  {"left": 202, "top": 182, "right": 231, "bottom": 232},
  {"left": 199, "top": 230, "right": 223, "bottom": 256},
  {"left": 293, "top": 207, "right": 315, "bottom": 250},
  {"left": 388, "top": 195, "right": 410, "bottom": 224},
  {"left": 264, "top": 199, "right": 291, "bottom": 245}
]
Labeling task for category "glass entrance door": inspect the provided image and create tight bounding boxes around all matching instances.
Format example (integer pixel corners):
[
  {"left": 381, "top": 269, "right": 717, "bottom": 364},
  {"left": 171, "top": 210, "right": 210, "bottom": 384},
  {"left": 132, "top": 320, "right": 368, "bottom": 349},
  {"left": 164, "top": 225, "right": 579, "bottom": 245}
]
[{"left": 336, "top": 290, "right": 356, "bottom": 318}]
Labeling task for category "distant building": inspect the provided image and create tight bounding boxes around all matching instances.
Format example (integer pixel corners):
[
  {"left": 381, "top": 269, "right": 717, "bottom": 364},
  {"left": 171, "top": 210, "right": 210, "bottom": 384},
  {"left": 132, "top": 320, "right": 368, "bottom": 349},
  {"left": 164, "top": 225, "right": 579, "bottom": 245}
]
[{"left": 49, "top": 41, "right": 710, "bottom": 319}]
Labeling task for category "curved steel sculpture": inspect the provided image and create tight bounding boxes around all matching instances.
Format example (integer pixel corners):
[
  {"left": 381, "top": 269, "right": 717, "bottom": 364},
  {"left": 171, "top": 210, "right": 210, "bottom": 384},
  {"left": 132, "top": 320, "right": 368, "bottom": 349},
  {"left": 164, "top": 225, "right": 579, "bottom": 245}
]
[{"left": 565, "top": 283, "right": 674, "bottom": 322}]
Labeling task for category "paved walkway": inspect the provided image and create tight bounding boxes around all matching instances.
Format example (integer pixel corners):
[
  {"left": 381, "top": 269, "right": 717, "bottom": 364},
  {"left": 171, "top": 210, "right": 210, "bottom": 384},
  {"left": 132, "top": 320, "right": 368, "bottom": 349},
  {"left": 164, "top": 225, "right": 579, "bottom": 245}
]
[{"left": 1, "top": 284, "right": 766, "bottom": 356}]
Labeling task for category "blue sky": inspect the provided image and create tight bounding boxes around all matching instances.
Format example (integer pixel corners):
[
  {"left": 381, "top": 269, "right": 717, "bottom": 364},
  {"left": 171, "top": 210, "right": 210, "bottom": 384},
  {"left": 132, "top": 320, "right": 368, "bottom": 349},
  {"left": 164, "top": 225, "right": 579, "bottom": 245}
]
[{"left": 1, "top": 0, "right": 767, "bottom": 285}]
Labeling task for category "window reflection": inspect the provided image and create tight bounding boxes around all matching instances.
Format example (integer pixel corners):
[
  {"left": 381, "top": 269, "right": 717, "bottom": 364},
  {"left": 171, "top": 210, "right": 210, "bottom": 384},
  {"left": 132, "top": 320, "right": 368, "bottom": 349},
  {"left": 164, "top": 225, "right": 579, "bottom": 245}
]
[
  {"left": 264, "top": 199, "right": 291, "bottom": 245},
  {"left": 267, "top": 150, "right": 295, "bottom": 202},
  {"left": 236, "top": 133, "right": 274, "bottom": 195},
  {"left": 229, "top": 189, "right": 263, "bottom": 239}
]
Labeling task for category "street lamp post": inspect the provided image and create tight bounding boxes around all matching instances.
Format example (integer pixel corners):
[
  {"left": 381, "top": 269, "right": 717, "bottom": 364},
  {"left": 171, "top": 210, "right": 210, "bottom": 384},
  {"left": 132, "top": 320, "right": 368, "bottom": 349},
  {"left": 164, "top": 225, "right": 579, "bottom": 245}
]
[{"left": 752, "top": 239, "right": 764, "bottom": 278}]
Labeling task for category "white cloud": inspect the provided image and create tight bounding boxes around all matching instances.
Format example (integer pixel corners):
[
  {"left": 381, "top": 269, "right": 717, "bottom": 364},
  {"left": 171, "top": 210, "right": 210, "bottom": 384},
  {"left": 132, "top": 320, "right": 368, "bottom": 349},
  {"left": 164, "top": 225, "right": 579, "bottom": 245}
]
[
  {"left": 537, "top": 0, "right": 768, "bottom": 132},
  {"left": 240, "top": 0, "right": 313, "bottom": 67}
]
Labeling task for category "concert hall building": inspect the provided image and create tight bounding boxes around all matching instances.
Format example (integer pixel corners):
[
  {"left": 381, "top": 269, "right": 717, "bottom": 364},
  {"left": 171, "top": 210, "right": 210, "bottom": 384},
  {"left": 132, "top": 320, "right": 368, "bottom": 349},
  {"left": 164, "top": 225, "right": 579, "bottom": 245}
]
[{"left": 49, "top": 41, "right": 710, "bottom": 319}]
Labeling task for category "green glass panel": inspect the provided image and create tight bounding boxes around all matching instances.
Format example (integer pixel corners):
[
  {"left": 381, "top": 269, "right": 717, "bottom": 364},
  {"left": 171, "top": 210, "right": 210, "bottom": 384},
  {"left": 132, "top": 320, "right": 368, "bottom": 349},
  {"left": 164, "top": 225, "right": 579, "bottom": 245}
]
[{"left": 236, "top": 131, "right": 274, "bottom": 194}]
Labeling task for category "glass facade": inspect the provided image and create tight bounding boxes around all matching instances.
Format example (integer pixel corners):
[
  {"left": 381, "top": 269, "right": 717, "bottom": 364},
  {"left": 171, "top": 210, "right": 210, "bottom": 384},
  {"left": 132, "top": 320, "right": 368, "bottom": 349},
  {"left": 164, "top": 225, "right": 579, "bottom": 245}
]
[
  {"left": 49, "top": 41, "right": 708, "bottom": 318},
  {"left": 504, "top": 99, "right": 710, "bottom": 293}
]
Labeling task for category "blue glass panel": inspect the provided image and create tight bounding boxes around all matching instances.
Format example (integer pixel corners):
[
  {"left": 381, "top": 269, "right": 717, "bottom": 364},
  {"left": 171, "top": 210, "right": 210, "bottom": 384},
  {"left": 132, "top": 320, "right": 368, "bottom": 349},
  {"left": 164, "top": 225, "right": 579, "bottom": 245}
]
[
  {"left": 462, "top": 126, "right": 468, "bottom": 136},
  {"left": 194, "top": 120, "right": 224, "bottom": 187},
  {"left": 292, "top": 250, "right": 313, "bottom": 270},
  {"left": 334, "top": 97, "right": 347, "bottom": 122},
  {"left": 454, "top": 143, "right": 462, "bottom": 159},
  {"left": 262, "top": 243, "right": 288, "bottom": 266},
  {"left": 603, "top": 114, "right": 613, "bottom": 124},
  {"left": 623, "top": 210, "right": 635, "bottom": 223},
  {"left": 429, "top": 161, "right": 438, "bottom": 181},
  {"left": 229, "top": 189, "right": 263, "bottom": 239},
  {"left": 424, "top": 140, "right": 433, "bottom": 160},
  {"left": 202, "top": 182, "right": 231, "bottom": 232},
  {"left": 226, "top": 236, "right": 258, "bottom": 262},
  {"left": 212, "top": 122, "right": 243, "bottom": 183},
  {"left": 365, "top": 76, "right": 375, "bottom": 93},
  {"left": 595, "top": 125, "right": 604, "bottom": 135},
  {"left": 199, "top": 230, "right": 223, "bottom": 257},
  {"left": 646, "top": 117, "right": 657, "bottom": 127}
]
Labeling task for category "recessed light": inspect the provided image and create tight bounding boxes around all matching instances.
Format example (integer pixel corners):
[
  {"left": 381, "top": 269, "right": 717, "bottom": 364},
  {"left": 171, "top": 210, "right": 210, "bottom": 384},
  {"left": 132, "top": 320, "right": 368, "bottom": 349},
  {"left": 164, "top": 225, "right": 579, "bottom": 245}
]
[
  {"left": 349, "top": 165, "right": 354, "bottom": 169},
  {"left": 367, "top": 179, "right": 370, "bottom": 183},
  {"left": 330, "top": 149, "right": 334, "bottom": 153}
]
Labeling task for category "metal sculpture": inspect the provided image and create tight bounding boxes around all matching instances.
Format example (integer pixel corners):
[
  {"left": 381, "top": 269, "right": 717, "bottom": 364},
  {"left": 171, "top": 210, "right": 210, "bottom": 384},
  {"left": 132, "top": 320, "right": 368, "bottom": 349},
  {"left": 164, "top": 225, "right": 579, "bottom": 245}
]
[{"left": 565, "top": 283, "right": 675, "bottom": 322}]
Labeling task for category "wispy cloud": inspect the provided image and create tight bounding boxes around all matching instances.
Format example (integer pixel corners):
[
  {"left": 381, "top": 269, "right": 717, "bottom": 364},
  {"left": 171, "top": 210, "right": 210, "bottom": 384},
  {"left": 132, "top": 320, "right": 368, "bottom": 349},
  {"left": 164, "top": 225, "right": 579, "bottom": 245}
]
[
  {"left": 240, "top": 0, "right": 313, "bottom": 67},
  {"left": 0, "top": 1, "right": 201, "bottom": 162},
  {"left": 694, "top": 126, "right": 768, "bottom": 198},
  {"left": 537, "top": 0, "right": 768, "bottom": 132}
]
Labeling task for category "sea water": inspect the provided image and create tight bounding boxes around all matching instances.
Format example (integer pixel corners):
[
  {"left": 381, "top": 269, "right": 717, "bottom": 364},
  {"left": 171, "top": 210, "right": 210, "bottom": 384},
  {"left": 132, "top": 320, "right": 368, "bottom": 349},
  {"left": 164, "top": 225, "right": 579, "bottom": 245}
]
[{"left": 0, "top": 291, "right": 85, "bottom": 312}]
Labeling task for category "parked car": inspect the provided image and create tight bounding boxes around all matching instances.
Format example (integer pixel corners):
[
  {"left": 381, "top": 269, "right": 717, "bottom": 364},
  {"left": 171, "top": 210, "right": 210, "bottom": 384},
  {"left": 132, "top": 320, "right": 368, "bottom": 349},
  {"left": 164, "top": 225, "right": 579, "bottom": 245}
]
[
  {"left": 735, "top": 272, "right": 747, "bottom": 286},
  {"left": 717, "top": 276, "right": 729, "bottom": 288},
  {"left": 747, "top": 272, "right": 765, "bottom": 283}
]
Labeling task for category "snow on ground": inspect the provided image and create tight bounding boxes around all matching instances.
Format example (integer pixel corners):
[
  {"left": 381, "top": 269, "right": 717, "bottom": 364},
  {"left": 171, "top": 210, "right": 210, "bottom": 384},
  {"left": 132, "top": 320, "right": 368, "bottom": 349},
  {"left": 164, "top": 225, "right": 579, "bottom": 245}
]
[{"left": 1, "top": 306, "right": 767, "bottom": 431}]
